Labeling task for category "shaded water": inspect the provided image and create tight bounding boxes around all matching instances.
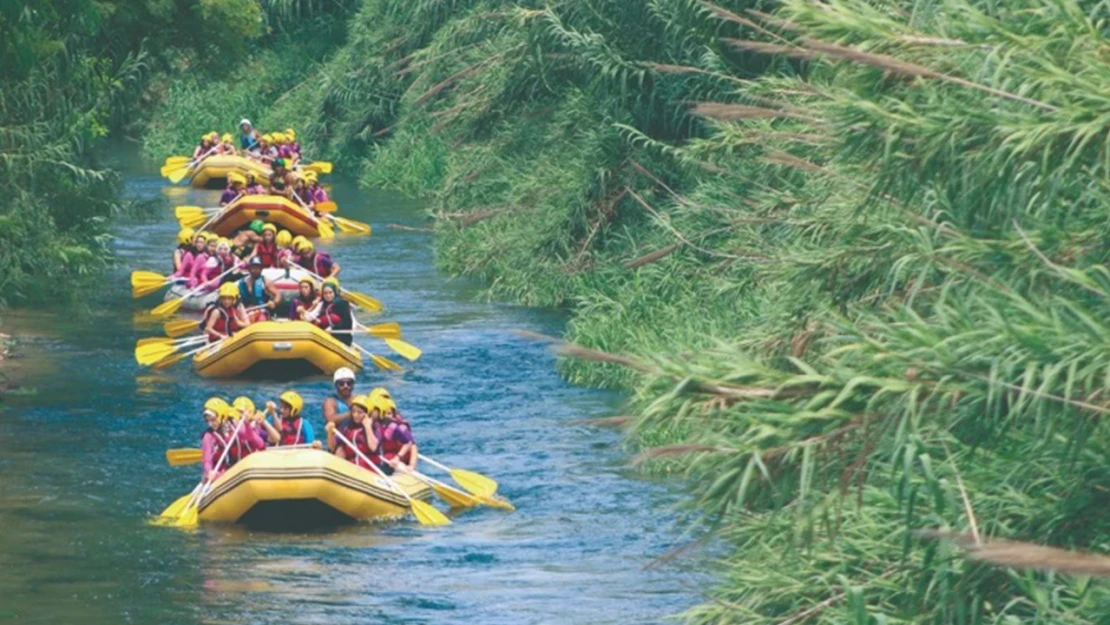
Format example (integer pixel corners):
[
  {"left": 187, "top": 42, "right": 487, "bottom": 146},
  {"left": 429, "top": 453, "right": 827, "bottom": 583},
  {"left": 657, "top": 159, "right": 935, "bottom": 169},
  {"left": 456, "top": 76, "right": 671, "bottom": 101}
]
[{"left": 0, "top": 161, "right": 697, "bottom": 623}]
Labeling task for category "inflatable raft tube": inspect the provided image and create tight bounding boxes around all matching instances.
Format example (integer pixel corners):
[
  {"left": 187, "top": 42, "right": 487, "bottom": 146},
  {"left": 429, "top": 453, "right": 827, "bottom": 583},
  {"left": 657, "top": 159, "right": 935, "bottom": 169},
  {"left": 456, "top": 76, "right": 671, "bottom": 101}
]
[
  {"left": 192, "top": 320, "right": 362, "bottom": 378},
  {"left": 189, "top": 155, "right": 271, "bottom": 189},
  {"left": 163, "top": 268, "right": 309, "bottom": 312},
  {"left": 206, "top": 195, "right": 326, "bottom": 239},
  {"left": 197, "top": 448, "right": 432, "bottom": 529}
]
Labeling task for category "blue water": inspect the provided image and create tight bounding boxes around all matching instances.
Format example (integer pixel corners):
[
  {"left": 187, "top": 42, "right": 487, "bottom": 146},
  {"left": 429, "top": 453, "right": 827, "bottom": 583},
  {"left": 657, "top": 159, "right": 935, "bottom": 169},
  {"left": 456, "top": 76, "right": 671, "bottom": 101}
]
[{"left": 0, "top": 167, "right": 697, "bottom": 623}]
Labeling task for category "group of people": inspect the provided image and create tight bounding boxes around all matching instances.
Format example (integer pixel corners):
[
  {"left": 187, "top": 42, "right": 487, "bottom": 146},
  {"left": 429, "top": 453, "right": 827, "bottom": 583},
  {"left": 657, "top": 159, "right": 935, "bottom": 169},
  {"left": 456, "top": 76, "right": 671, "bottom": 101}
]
[
  {"left": 203, "top": 274, "right": 354, "bottom": 345},
  {"left": 193, "top": 120, "right": 329, "bottom": 211},
  {"left": 200, "top": 369, "right": 418, "bottom": 481}
]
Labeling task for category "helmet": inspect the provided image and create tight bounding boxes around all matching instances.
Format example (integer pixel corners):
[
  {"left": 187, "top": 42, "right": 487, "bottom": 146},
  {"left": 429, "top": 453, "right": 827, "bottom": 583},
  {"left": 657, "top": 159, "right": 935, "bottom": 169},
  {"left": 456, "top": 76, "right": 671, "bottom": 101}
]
[
  {"left": 261, "top": 223, "right": 277, "bottom": 234},
  {"left": 369, "top": 387, "right": 392, "bottom": 401},
  {"left": 194, "top": 231, "right": 210, "bottom": 243},
  {"left": 239, "top": 118, "right": 252, "bottom": 128},
  {"left": 273, "top": 157, "right": 286, "bottom": 169},
  {"left": 209, "top": 132, "right": 219, "bottom": 141},
  {"left": 178, "top": 227, "right": 195, "bottom": 246},
  {"left": 228, "top": 172, "right": 246, "bottom": 186},
  {"left": 297, "top": 240, "right": 314, "bottom": 253},
  {"left": 298, "top": 276, "right": 316, "bottom": 289},
  {"left": 232, "top": 396, "right": 255, "bottom": 417},
  {"left": 261, "top": 133, "right": 273, "bottom": 143},
  {"left": 249, "top": 220, "right": 265, "bottom": 234},
  {"left": 204, "top": 397, "right": 228, "bottom": 420},
  {"left": 273, "top": 132, "right": 286, "bottom": 144},
  {"left": 216, "top": 237, "right": 231, "bottom": 251},
  {"left": 276, "top": 230, "right": 292, "bottom": 247},
  {"left": 378, "top": 397, "right": 397, "bottom": 414},
  {"left": 279, "top": 390, "right": 303, "bottom": 416},
  {"left": 303, "top": 171, "right": 318, "bottom": 183},
  {"left": 333, "top": 367, "right": 355, "bottom": 383},
  {"left": 285, "top": 128, "right": 296, "bottom": 140},
  {"left": 221, "top": 133, "right": 232, "bottom": 143},
  {"left": 321, "top": 278, "right": 340, "bottom": 294},
  {"left": 350, "top": 395, "right": 371, "bottom": 413},
  {"left": 201, "top": 133, "right": 212, "bottom": 142},
  {"left": 218, "top": 282, "right": 239, "bottom": 298}
]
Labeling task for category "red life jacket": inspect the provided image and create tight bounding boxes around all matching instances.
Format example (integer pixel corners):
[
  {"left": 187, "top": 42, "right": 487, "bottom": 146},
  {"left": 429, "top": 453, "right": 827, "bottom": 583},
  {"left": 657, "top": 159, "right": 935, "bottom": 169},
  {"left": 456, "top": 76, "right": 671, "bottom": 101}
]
[
  {"left": 380, "top": 417, "right": 411, "bottom": 461},
  {"left": 256, "top": 241, "right": 278, "bottom": 268},
  {"left": 340, "top": 420, "right": 381, "bottom": 469},
  {"left": 204, "top": 428, "right": 230, "bottom": 470},
  {"left": 204, "top": 304, "right": 242, "bottom": 341},
  {"left": 279, "top": 417, "right": 304, "bottom": 446}
]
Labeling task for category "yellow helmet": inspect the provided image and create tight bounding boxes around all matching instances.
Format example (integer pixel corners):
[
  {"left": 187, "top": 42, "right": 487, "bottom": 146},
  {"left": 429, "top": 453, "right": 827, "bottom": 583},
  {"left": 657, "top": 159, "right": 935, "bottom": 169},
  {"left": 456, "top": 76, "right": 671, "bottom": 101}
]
[
  {"left": 228, "top": 172, "right": 247, "bottom": 186},
  {"left": 297, "top": 239, "right": 314, "bottom": 253},
  {"left": 276, "top": 230, "right": 292, "bottom": 247},
  {"left": 218, "top": 282, "right": 239, "bottom": 298},
  {"left": 297, "top": 276, "right": 316, "bottom": 288},
  {"left": 261, "top": 223, "right": 277, "bottom": 234},
  {"left": 209, "top": 131, "right": 219, "bottom": 141},
  {"left": 368, "top": 387, "right": 391, "bottom": 402},
  {"left": 377, "top": 397, "right": 397, "bottom": 414},
  {"left": 279, "top": 390, "right": 303, "bottom": 416},
  {"left": 178, "top": 227, "right": 195, "bottom": 246},
  {"left": 204, "top": 397, "right": 228, "bottom": 420},
  {"left": 285, "top": 128, "right": 296, "bottom": 139},
  {"left": 262, "top": 133, "right": 273, "bottom": 143},
  {"left": 303, "top": 171, "right": 318, "bottom": 183},
  {"left": 221, "top": 133, "right": 233, "bottom": 143},
  {"left": 350, "top": 394, "right": 372, "bottom": 413},
  {"left": 194, "top": 231, "right": 210, "bottom": 242},
  {"left": 201, "top": 133, "right": 212, "bottom": 142},
  {"left": 232, "top": 396, "right": 255, "bottom": 417}
]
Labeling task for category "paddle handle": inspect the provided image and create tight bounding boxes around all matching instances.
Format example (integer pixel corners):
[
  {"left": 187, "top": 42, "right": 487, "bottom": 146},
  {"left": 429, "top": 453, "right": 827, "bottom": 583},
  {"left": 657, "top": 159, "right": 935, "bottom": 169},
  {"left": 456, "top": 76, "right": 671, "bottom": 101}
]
[{"left": 331, "top": 428, "right": 411, "bottom": 502}]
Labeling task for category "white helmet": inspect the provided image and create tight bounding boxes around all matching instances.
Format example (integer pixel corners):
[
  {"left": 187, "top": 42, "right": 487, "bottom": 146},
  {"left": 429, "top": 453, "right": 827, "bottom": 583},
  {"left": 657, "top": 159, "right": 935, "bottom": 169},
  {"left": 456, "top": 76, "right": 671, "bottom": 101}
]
[
  {"left": 333, "top": 367, "right": 356, "bottom": 383},
  {"left": 239, "top": 118, "right": 252, "bottom": 128}
]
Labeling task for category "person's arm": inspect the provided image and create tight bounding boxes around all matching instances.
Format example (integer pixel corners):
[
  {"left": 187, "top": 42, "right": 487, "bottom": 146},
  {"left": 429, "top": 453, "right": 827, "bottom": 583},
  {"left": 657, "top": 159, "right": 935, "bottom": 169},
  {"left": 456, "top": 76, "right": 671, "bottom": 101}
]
[
  {"left": 364, "top": 419, "right": 380, "bottom": 453},
  {"left": 201, "top": 432, "right": 218, "bottom": 479},
  {"left": 402, "top": 443, "right": 418, "bottom": 470},
  {"left": 242, "top": 420, "right": 266, "bottom": 451},
  {"left": 261, "top": 403, "right": 281, "bottom": 444},
  {"left": 325, "top": 422, "right": 338, "bottom": 452},
  {"left": 322, "top": 397, "right": 348, "bottom": 425},
  {"left": 203, "top": 309, "right": 226, "bottom": 340},
  {"left": 302, "top": 300, "right": 323, "bottom": 322},
  {"left": 265, "top": 280, "right": 281, "bottom": 310},
  {"left": 173, "top": 249, "right": 184, "bottom": 272},
  {"left": 327, "top": 258, "right": 340, "bottom": 277},
  {"left": 234, "top": 304, "right": 251, "bottom": 328}
]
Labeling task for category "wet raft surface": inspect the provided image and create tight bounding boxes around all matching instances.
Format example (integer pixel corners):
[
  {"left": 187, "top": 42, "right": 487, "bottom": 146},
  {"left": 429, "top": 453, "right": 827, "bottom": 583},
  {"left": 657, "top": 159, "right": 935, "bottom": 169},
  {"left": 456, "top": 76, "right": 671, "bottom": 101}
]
[{"left": 0, "top": 162, "right": 699, "bottom": 624}]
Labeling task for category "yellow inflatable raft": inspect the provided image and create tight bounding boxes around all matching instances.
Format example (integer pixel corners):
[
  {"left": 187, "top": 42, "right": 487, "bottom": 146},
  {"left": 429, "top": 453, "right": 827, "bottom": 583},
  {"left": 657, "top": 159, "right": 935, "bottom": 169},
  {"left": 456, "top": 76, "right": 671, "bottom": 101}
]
[
  {"left": 206, "top": 195, "right": 327, "bottom": 238},
  {"left": 197, "top": 448, "right": 432, "bottom": 528},
  {"left": 193, "top": 320, "right": 362, "bottom": 378},
  {"left": 189, "top": 155, "right": 271, "bottom": 188}
]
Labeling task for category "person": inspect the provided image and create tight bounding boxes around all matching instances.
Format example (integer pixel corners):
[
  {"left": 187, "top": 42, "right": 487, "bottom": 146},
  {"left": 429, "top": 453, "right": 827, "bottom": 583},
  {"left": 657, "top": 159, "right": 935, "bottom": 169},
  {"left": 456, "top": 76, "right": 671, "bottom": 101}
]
[
  {"left": 304, "top": 278, "right": 353, "bottom": 346},
  {"left": 275, "top": 230, "right": 295, "bottom": 267},
  {"left": 376, "top": 392, "right": 417, "bottom": 471},
  {"left": 185, "top": 234, "right": 217, "bottom": 288},
  {"left": 174, "top": 231, "right": 209, "bottom": 281},
  {"left": 191, "top": 237, "right": 239, "bottom": 291},
  {"left": 220, "top": 172, "right": 245, "bottom": 206},
  {"left": 285, "top": 128, "right": 301, "bottom": 157},
  {"left": 305, "top": 172, "right": 328, "bottom": 205},
  {"left": 231, "top": 223, "right": 262, "bottom": 260},
  {"left": 269, "top": 158, "right": 295, "bottom": 197},
  {"left": 226, "top": 396, "right": 267, "bottom": 465},
  {"left": 276, "top": 133, "right": 299, "bottom": 169},
  {"left": 260, "top": 391, "right": 321, "bottom": 448},
  {"left": 295, "top": 240, "right": 340, "bottom": 277},
  {"left": 292, "top": 176, "right": 314, "bottom": 210},
  {"left": 192, "top": 133, "right": 217, "bottom": 162},
  {"left": 203, "top": 282, "right": 251, "bottom": 342},
  {"left": 173, "top": 227, "right": 196, "bottom": 273},
  {"left": 218, "top": 133, "right": 236, "bottom": 155},
  {"left": 244, "top": 173, "right": 266, "bottom": 195},
  {"left": 238, "top": 256, "right": 281, "bottom": 321},
  {"left": 325, "top": 394, "right": 383, "bottom": 472},
  {"left": 239, "top": 119, "right": 260, "bottom": 152},
  {"left": 201, "top": 398, "right": 232, "bottom": 481},
  {"left": 323, "top": 367, "right": 356, "bottom": 425},
  {"left": 252, "top": 223, "right": 279, "bottom": 268},
  {"left": 288, "top": 277, "right": 319, "bottom": 321}
]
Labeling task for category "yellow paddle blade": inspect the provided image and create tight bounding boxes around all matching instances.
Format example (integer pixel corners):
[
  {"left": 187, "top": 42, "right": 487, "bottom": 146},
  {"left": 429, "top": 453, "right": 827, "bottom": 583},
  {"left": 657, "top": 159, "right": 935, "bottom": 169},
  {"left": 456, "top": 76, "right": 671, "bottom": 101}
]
[
  {"left": 158, "top": 492, "right": 195, "bottom": 519},
  {"left": 344, "top": 290, "right": 382, "bottom": 312},
  {"left": 151, "top": 351, "right": 189, "bottom": 370},
  {"left": 132, "top": 270, "right": 167, "bottom": 287},
  {"left": 450, "top": 468, "right": 499, "bottom": 497},
  {"left": 164, "top": 319, "right": 200, "bottom": 338},
  {"left": 167, "top": 164, "right": 194, "bottom": 184},
  {"left": 431, "top": 482, "right": 481, "bottom": 508},
  {"left": 164, "top": 156, "right": 191, "bottom": 165},
  {"left": 159, "top": 164, "right": 178, "bottom": 177},
  {"left": 478, "top": 493, "right": 515, "bottom": 511},
  {"left": 335, "top": 216, "right": 371, "bottom": 235},
  {"left": 328, "top": 216, "right": 357, "bottom": 234},
  {"left": 166, "top": 448, "right": 203, "bottom": 466},
  {"left": 315, "top": 201, "right": 337, "bottom": 213},
  {"left": 174, "top": 205, "right": 208, "bottom": 219},
  {"left": 132, "top": 282, "right": 168, "bottom": 298},
  {"left": 175, "top": 504, "right": 199, "bottom": 527},
  {"left": 151, "top": 296, "right": 186, "bottom": 319},
  {"left": 135, "top": 341, "right": 178, "bottom": 365},
  {"left": 179, "top": 213, "right": 208, "bottom": 229},
  {"left": 305, "top": 162, "right": 333, "bottom": 174},
  {"left": 366, "top": 322, "right": 401, "bottom": 339},
  {"left": 370, "top": 354, "right": 403, "bottom": 372},
  {"left": 317, "top": 219, "right": 335, "bottom": 239},
  {"left": 384, "top": 337, "right": 422, "bottom": 362},
  {"left": 409, "top": 499, "right": 451, "bottom": 526},
  {"left": 137, "top": 337, "right": 177, "bottom": 348}
]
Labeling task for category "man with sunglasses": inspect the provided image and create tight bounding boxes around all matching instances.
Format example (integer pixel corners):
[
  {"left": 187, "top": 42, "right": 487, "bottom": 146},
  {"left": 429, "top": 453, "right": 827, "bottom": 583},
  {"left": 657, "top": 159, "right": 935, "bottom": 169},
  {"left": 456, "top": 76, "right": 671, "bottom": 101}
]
[{"left": 323, "top": 367, "right": 356, "bottom": 425}]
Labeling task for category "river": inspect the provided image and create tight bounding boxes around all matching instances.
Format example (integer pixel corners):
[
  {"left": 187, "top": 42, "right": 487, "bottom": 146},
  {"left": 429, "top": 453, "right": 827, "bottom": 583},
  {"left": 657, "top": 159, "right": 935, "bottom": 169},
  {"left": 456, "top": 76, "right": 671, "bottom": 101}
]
[{"left": 0, "top": 156, "right": 698, "bottom": 624}]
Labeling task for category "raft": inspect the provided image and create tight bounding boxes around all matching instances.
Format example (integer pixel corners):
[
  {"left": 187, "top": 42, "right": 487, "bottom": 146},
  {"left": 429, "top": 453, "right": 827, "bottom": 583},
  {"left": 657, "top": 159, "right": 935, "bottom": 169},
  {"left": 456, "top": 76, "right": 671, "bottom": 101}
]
[
  {"left": 205, "top": 195, "right": 327, "bottom": 238},
  {"left": 163, "top": 267, "right": 311, "bottom": 312},
  {"left": 197, "top": 447, "right": 432, "bottom": 529},
  {"left": 189, "top": 155, "right": 271, "bottom": 189},
  {"left": 193, "top": 320, "right": 362, "bottom": 378}
]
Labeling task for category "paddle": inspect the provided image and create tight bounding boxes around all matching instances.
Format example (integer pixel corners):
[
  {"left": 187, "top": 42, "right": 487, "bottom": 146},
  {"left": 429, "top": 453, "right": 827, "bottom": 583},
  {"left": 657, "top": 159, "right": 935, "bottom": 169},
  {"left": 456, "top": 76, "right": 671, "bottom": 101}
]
[
  {"left": 163, "top": 147, "right": 218, "bottom": 184},
  {"left": 132, "top": 270, "right": 183, "bottom": 299},
  {"left": 302, "top": 161, "right": 333, "bottom": 175},
  {"left": 330, "top": 321, "right": 401, "bottom": 339},
  {"left": 330, "top": 427, "right": 450, "bottom": 526},
  {"left": 188, "top": 194, "right": 242, "bottom": 233},
  {"left": 174, "top": 205, "right": 218, "bottom": 220},
  {"left": 314, "top": 201, "right": 337, "bottom": 213},
  {"left": 395, "top": 465, "right": 481, "bottom": 508},
  {"left": 137, "top": 335, "right": 206, "bottom": 349},
  {"left": 418, "top": 454, "right": 500, "bottom": 497},
  {"left": 349, "top": 343, "right": 404, "bottom": 372},
  {"left": 149, "top": 265, "right": 240, "bottom": 318},
  {"left": 341, "top": 321, "right": 421, "bottom": 361},
  {"left": 166, "top": 449, "right": 203, "bottom": 466},
  {"left": 172, "top": 415, "right": 247, "bottom": 527},
  {"left": 300, "top": 267, "right": 383, "bottom": 313},
  {"left": 288, "top": 193, "right": 336, "bottom": 239}
]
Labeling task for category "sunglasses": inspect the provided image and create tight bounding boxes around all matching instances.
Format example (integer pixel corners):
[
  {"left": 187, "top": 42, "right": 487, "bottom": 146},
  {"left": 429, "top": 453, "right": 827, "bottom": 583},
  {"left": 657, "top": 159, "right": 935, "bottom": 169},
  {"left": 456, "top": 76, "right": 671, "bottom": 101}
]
[{"left": 336, "top": 380, "right": 354, "bottom": 388}]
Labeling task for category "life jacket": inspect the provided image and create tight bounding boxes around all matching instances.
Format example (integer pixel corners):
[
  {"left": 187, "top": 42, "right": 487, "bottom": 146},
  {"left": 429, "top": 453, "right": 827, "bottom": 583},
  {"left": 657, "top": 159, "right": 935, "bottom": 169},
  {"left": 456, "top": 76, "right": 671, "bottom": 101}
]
[
  {"left": 240, "top": 133, "right": 256, "bottom": 150},
  {"left": 255, "top": 241, "right": 278, "bottom": 268},
  {"left": 295, "top": 187, "right": 314, "bottom": 207},
  {"left": 270, "top": 172, "right": 287, "bottom": 191},
  {"left": 203, "top": 428, "right": 230, "bottom": 471},
  {"left": 278, "top": 417, "right": 304, "bottom": 446},
  {"left": 339, "top": 419, "right": 381, "bottom": 469},
  {"left": 381, "top": 415, "right": 413, "bottom": 461},
  {"left": 174, "top": 249, "right": 195, "bottom": 276},
  {"left": 239, "top": 276, "right": 269, "bottom": 307},
  {"left": 204, "top": 304, "right": 241, "bottom": 341},
  {"left": 298, "top": 252, "right": 331, "bottom": 277},
  {"left": 311, "top": 186, "right": 329, "bottom": 203}
]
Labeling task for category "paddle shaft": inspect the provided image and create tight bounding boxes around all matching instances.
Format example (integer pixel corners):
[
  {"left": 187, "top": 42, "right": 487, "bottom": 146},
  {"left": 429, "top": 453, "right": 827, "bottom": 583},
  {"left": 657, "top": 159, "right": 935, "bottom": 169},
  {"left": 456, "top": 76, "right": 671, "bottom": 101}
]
[
  {"left": 182, "top": 414, "right": 247, "bottom": 517},
  {"left": 331, "top": 428, "right": 413, "bottom": 503},
  {"left": 195, "top": 194, "right": 242, "bottom": 233}
]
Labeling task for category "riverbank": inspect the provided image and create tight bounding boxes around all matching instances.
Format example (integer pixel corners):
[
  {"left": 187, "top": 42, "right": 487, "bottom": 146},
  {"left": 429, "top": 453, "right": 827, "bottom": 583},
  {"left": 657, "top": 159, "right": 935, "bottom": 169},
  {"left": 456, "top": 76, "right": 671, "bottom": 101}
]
[{"left": 142, "top": 0, "right": 1110, "bottom": 622}]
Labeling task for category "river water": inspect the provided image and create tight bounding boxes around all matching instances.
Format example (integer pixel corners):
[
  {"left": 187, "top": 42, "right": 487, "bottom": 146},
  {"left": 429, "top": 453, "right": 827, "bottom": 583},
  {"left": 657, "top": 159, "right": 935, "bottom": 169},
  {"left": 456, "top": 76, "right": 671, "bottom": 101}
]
[{"left": 0, "top": 160, "right": 697, "bottom": 623}]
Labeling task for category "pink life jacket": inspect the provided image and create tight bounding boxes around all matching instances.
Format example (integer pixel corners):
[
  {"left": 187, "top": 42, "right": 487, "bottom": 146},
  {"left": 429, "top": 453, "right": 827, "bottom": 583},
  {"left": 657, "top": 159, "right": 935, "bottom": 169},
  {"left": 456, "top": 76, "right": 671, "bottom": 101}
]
[{"left": 174, "top": 249, "right": 196, "bottom": 277}]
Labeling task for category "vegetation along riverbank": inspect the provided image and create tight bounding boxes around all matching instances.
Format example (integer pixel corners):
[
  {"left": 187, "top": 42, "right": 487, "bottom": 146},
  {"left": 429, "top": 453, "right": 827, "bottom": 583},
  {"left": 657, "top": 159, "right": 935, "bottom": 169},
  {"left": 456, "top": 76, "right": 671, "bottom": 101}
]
[{"left": 47, "top": 0, "right": 1110, "bottom": 621}]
